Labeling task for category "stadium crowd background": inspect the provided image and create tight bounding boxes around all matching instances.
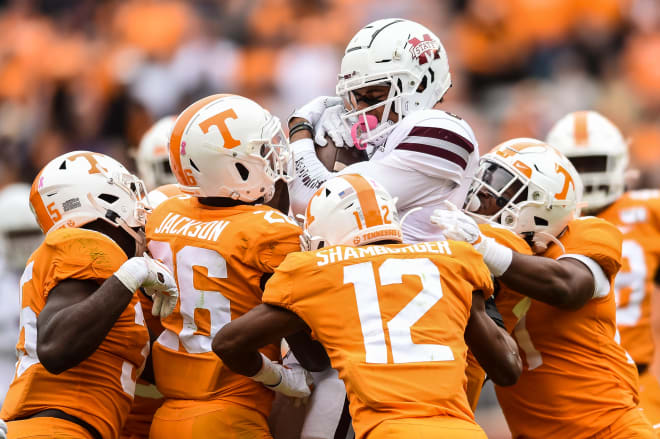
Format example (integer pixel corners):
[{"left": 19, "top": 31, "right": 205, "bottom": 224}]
[{"left": 0, "top": 0, "right": 659, "bottom": 437}]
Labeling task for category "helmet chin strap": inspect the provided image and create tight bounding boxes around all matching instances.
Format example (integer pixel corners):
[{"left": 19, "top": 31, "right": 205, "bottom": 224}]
[
  {"left": 87, "top": 193, "right": 146, "bottom": 256},
  {"left": 531, "top": 230, "right": 565, "bottom": 255}
]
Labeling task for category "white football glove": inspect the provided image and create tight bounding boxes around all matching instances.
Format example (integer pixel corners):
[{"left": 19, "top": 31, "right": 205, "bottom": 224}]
[
  {"left": 430, "top": 201, "right": 513, "bottom": 277},
  {"left": 0, "top": 419, "right": 7, "bottom": 439},
  {"left": 430, "top": 200, "right": 482, "bottom": 244},
  {"left": 314, "top": 104, "right": 354, "bottom": 148},
  {"left": 114, "top": 254, "right": 179, "bottom": 318},
  {"left": 290, "top": 96, "right": 343, "bottom": 128},
  {"left": 251, "top": 353, "right": 313, "bottom": 399}
]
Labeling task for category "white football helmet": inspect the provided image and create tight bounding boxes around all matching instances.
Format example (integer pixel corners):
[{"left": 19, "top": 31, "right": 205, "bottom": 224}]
[
  {"left": 29, "top": 151, "right": 149, "bottom": 252},
  {"left": 546, "top": 110, "right": 628, "bottom": 213},
  {"left": 0, "top": 183, "right": 42, "bottom": 272},
  {"left": 136, "top": 115, "right": 177, "bottom": 190},
  {"left": 336, "top": 18, "right": 451, "bottom": 152},
  {"left": 168, "top": 94, "right": 292, "bottom": 202},
  {"left": 463, "top": 138, "right": 583, "bottom": 249},
  {"left": 302, "top": 174, "right": 402, "bottom": 250}
]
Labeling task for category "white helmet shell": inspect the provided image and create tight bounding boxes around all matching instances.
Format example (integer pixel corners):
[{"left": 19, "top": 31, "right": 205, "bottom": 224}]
[
  {"left": 464, "top": 138, "right": 583, "bottom": 249},
  {"left": 302, "top": 174, "right": 402, "bottom": 250},
  {"left": 136, "top": 116, "right": 177, "bottom": 190},
  {"left": 545, "top": 110, "right": 628, "bottom": 212},
  {"left": 29, "top": 151, "right": 149, "bottom": 240},
  {"left": 336, "top": 18, "right": 451, "bottom": 150},
  {"left": 168, "top": 94, "right": 292, "bottom": 202}
]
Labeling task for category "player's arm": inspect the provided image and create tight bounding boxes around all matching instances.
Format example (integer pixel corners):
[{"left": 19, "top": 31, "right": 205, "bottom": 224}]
[
  {"left": 213, "top": 304, "right": 307, "bottom": 375},
  {"left": 37, "top": 256, "right": 177, "bottom": 374},
  {"left": 37, "top": 277, "right": 138, "bottom": 374},
  {"left": 497, "top": 252, "right": 599, "bottom": 310},
  {"left": 433, "top": 205, "right": 600, "bottom": 310},
  {"left": 212, "top": 303, "right": 313, "bottom": 398},
  {"left": 285, "top": 330, "right": 331, "bottom": 372},
  {"left": 465, "top": 290, "right": 522, "bottom": 386}
]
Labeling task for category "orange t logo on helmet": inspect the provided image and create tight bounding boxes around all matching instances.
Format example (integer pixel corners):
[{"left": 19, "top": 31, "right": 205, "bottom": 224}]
[
  {"left": 554, "top": 163, "right": 575, "bottom": 201},
  {"left": 199, "top": 109, "right": 241, "bottom": 149},
  {"left": 66, "top": 152, "right": 106, "bottom": 175}
]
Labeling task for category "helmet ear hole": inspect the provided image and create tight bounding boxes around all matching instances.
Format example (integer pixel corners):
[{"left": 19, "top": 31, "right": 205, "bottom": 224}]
[
  {"left": 98, "top": 194, "right": 119, "bottom": 204},
  {"left": 235, "top": 163, "right": 249, "bottom": 181},
  {"left": 534, "top": 217, "right": 548, "bottom": 226},
  {"left": 59, "top": 161, "right": 67, "bottom": 170}
]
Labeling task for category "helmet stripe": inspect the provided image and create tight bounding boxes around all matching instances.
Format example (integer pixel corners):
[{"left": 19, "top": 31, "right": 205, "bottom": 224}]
[
  {"left": 169, "top": 94, "right": 230, "bottom": 185},
  {"left": 573, "top": 111, "right": 589, "bottom": 146},
  {"left": 29, "top": 168, "right": 53, "bottom": 233},
  {"left": 341, "top": 174, "right": 383, "bottom": 228}
]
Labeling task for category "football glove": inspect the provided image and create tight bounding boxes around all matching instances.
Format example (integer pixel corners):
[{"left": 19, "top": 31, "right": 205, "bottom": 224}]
[
  {"left": 290, "top": 96, "right": 343, "bottom": 129},
  {"left": 431, "top": 201, "right": 512, "bottom": 277},
  {"left": 251, "top": 353, "right": 313, "bottom": 399},
  {"left": 114, "top": 254, "right": 179, "bottom": 317},
  {"left": 314, "top": 104, "right": 354, "bottom": 148}
]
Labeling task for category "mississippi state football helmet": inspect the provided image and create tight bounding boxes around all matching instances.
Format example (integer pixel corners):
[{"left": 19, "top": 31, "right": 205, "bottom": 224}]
[
  {"left": 29, "top": 151, "right": 149, "bottom": 248},
  {"left": 168, "top": 94, "right": 292, "bottom": 202},
  {"left": 136, "top": 115, "right": 177, "bottom": 190},
  {"left": 336, "top": 18, "right": 451, "bottom": 151},
  {"left": 464, "top": 138, "right": 583, "bottom": 249},
  {"left": 0, "top": 183, "right": 42, "bottom": 272},
  {"left": 545, "top": 110, "right": 628, "bottom": 213},
  {"left": 302, "top": 174, "right": 402, "bottom": 250}
]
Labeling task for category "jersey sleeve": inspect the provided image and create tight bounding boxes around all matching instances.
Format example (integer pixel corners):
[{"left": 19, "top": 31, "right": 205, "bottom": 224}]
[
  {"left": 448, "top": 240, "right": 494, "bottom": 299},
  {"left": 42, "top": 229, "right": 128, "bottom": 296},
  {"left": 262, "top": 252, "right": 317, "bottom": 314},
  {"left": 479, "top": 224, "right": 534, "bottom": 255},
  {"left": 391, "top": 110, "right": 479, "bottom": 183},
  {"left": 559, "top": 217, "right": 622, "bottom": 279},
  {"left": 250, "top": 209, "right": 302, "bottom": 273}
]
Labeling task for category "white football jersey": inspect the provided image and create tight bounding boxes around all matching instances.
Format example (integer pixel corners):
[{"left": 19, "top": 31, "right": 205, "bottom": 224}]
[{"left": 289, "top": 109, "right": 479, "bottom": 243}]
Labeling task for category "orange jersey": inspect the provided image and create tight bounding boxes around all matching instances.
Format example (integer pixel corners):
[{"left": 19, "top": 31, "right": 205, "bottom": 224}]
[
  {"left": 262, "top": 240, "right": 494, "bottom": 439},
  {"left": 121, "top": 292, "right": 165, "bottom": 439},
  {"left": 597, "top": 189, "right": 660, "bottom": 365},
  {"left": 145, "top": 195, "right": 301, "bottom": 417},
  {"left": 490, "top": 217, "right": 641, "bottom": 439},
  {"left": 0, "top": 228, "right": 150, "bottom": 439},
  {"left": 148, "top": 184, "right": 183, "bottom": 209}
]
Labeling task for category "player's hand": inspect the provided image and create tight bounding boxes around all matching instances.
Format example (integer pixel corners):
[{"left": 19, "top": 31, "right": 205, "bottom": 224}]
[
  {"left": 431, "top": 201, "right": 513, "bottom": 277},
  {"left": 314, "top": 105, "right": 354, "bottom": 148},
  {"left": 0, "top": 419, "right": 7, "bottom": 439},
  {"left": 430, "top": 200, "right": 482, "bottom": 244},
  {"left": 289, "top": 96, "right": 343, "bottom": 128},
  {"left": 114, "top": 255, "right": 179, "bottom": 318},
  {"left": 140, "top": 253, "right": 179, "bottom": 318},
  {"left": 252, "top": 353, "right": 313, "bottom": 399}
]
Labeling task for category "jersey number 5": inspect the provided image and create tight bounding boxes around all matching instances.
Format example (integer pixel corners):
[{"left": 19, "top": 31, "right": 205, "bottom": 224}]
[{"left": 344, "top": 258, "right": 454, "bottom": 364}]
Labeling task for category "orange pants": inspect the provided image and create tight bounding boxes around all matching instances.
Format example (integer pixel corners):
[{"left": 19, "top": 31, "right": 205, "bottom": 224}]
[
  {"left": 7, "top": 417, "right": 94, "bottom": 439},
  {"left": 593, "top": 407, "right": 655, "bottom": 439},
  {"left": 639, "top": 371, "right": 660, "bottom": 436},
  {"left": 366, "top": 418, "right": 486, "bottom": 439},
  {"left": 464, "top": 351, "right": 486, "bottom": 413},
  {"left": 149, "top": 399, "right": 272, "bottom": 439}
]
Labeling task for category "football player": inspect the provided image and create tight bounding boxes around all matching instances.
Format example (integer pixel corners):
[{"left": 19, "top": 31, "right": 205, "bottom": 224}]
[
  {"left": 135, "top": 116, "right": 177, "bottom": 191},
  {"left": 0, "top": 151, "right": 178, "bottom": 439},
  {"left": 546, "top": 110, "right": 660, "bottom": 432},
  {"left": 287, "top": 18, "right": 479, "bottom": 244},
  {"left": 0, "top": 184, "right": 42, "bottom": 405},
  {"left": 212, "top": 174, "right": 521, "bottom": 439},
  {"left": 146, "top": 94, "right": 320, "bottom": 439},
  {"left": 432, "top": 138, "right": 655, "bottom": 438}
]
